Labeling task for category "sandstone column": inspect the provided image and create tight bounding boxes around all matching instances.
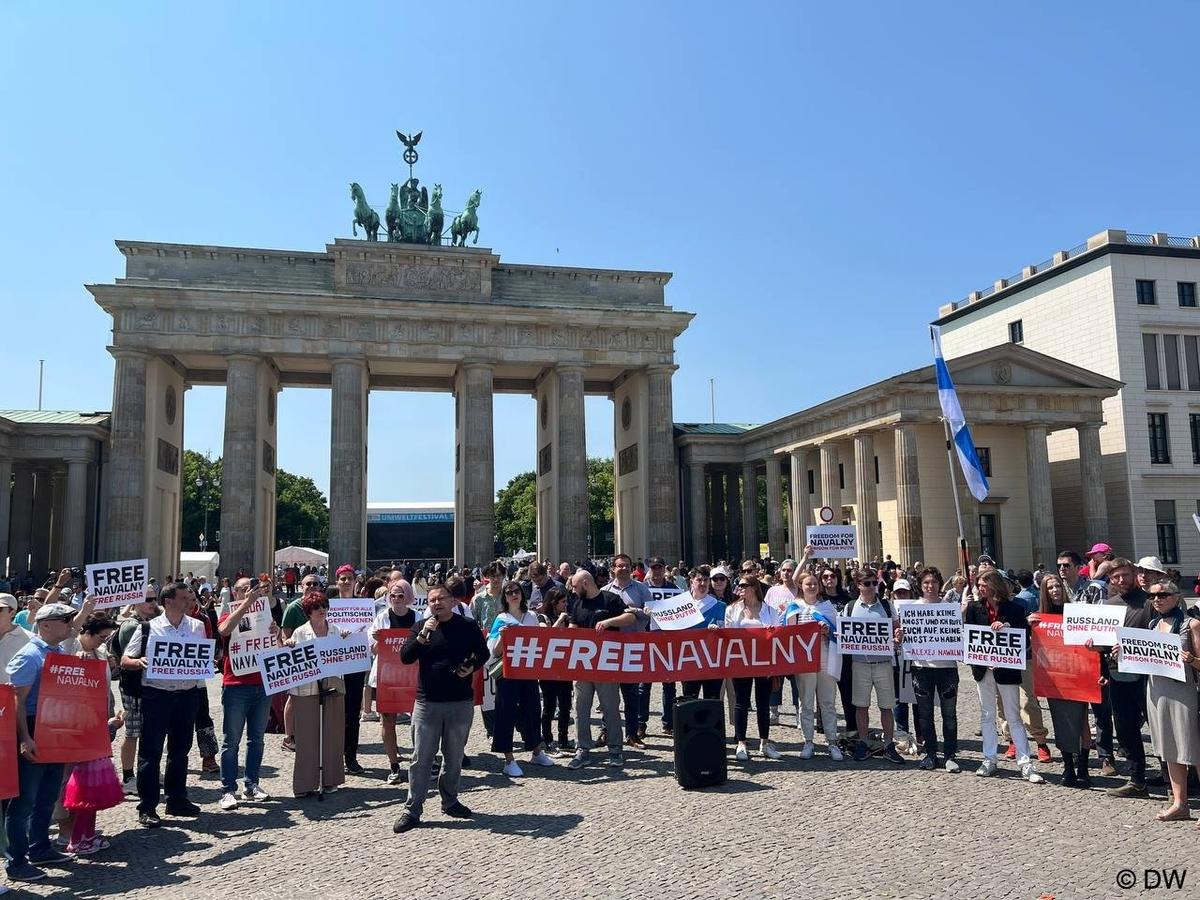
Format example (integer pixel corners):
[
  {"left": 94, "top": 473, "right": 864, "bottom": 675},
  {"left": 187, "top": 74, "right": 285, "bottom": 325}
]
[
  {"left": 688, "top": 463, "right": 708, "bottom": 564},
  {"left": 853, "top": 432, "right": 879, "bottom": 564},
  {"left": 1077, "top": 423, "right": 1108, "bottom": 546},
  {"left": 105, "top": 349, "right": 149, "bottom": 560},
  {"left": 0, "top": 457, "right": 11, "bottom": 577},
  {"left": 709, "top": 470, "right": 726, "bottom": 560},
  {"left": 725, "top": 467, "right": 742, "bottom": 561},
  {"left": 1025, "top": 425, "right": 1057, "bottom": 568},
  {"left": 29, "top": 471, "right": 53, "bottom": 574},
  {"left": 741, "top": 462, "right": 757, "bottom": 559},
  {"left": 49, "top": 470, "right": 66, "bottom": 569},
  {"left": 765, "top": 455, "right": 785, "bottom": 560},
  {"left": 61, "top": 459, "right": 90, "bottom": 567},
  {"left": 788, "top": 451, "right": 806, "bottom": 560},
  {"left": 455, "top": 362, "right": 495, "bottom": 565},
  {"left": 221, "top": 355, "right": 263, "bottom": 576},
  {"left": 819, "top": 442, "right": 840, "bottom": 523},
  {"left": 330, "top": 358, "right": 369, "bottom": 569},
  {"left": 8, "top": 464, "right": 33, "bottom": 576},
  {"left": 556, "top": 365, "right": 588, "bottom": 562},
  {"left": 894, "top": 425, "right": 924, "bottom": 566},
  {"left": 645, "top": 366, "right": 680, "bottom": 560}
]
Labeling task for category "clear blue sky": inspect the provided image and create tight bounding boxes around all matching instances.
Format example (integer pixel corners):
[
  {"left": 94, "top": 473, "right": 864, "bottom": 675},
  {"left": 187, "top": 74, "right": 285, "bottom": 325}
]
[{"left": 4, "top": 2, "right": 1199, "bottom": 503}]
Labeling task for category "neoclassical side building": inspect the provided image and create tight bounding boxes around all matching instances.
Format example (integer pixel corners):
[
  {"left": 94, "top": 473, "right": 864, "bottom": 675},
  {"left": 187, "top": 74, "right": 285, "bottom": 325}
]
[{"left": 676, "top": 343, "right": 1121, "bottom": 576}]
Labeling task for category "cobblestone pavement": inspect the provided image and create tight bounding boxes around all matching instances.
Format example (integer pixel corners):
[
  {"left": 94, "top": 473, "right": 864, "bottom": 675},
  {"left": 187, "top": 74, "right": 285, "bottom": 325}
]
[{"left": 16, "top": 673, "right": 1199, "bottom": 900}]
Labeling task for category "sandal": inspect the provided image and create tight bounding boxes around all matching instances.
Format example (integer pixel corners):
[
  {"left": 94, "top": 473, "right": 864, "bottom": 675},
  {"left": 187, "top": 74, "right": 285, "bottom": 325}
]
[{"left": 281, "top": 737, "right": 296, "bottom": 752}]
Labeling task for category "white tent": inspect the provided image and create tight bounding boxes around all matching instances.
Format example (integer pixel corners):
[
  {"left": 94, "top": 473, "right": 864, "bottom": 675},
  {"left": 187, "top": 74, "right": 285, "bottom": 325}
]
[
  {"left": 275, "top": 546, "right": 329, "bottom": 567},
  {"left": 510, "top": 548, "right": 536, "bottom": 563},
  {"left": 179, "top": 551, "right": 220, "bottom": 582}
]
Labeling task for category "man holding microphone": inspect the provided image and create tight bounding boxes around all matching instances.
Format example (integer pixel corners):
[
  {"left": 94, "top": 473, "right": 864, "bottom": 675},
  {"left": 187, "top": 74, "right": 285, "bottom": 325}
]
[{"left": 393, "top": 584, "right": 488, "bottom": 834}]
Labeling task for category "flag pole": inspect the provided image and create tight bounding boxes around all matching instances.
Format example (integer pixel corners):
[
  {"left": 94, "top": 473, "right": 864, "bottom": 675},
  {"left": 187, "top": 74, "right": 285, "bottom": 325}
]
[{"left": 941, "top": 415, "right": 971, "bottom": 587}]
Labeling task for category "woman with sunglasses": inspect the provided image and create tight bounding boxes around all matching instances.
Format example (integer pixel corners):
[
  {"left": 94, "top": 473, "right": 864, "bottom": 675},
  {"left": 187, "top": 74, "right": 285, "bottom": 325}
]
[
  {"left": 537, "top": 586, "right": 573, "bottom": 752},
  {"left": 1028, "top": 573, "right": 1091, "bottom": 788},
  {"left": 286, "top": 593, "right": 349, "bottom": 797},
  {"left": 963, "top": 569, "right": 1044, "bottom": 783},
  {"left": 487, "top": 582, "right": 555, "bottom": 777},
  {"left": 819, "top": 566, "right": 856, "bottom": 733},
  {"left": 786, "top": 572, "right": 843, "bottom": 760},
  {"left": 725, "top": 577, "right": 783, "bottom": 761},
  {"left": 1121, "top": 581, "right": 1200, "bottom": 822},
  {"left": 709, "top": 567, "right": 735, "bottom": 604}
]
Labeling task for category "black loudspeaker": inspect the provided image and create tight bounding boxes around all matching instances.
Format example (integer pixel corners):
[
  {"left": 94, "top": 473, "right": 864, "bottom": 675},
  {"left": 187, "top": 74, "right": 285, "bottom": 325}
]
[{"left": 673, "top": 698, "right": 727, "bottom": 789}]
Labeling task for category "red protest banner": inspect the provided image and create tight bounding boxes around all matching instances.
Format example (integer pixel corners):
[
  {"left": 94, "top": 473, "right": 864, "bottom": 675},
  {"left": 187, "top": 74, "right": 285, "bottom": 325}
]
[
  {"left": 374, "top": 629, "right": 419, "bottom": 715},
  {"left": 501, "top": 624, "right": 822, "bottom": 683},
  {"left": 1032, "top": 614, "right": 1101, "bottom": 704},
  {"left": 33, "top": 655, "right": 110, "bottom": 764},
  {"left": 0, "top": 684, "right": 19, "bottom": 800}
]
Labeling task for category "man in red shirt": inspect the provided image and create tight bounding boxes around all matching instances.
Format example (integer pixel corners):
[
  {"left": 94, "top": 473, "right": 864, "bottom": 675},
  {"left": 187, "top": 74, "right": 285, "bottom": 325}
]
[{"left": 215, "top": 577, "right": 280, "bottom": 810}]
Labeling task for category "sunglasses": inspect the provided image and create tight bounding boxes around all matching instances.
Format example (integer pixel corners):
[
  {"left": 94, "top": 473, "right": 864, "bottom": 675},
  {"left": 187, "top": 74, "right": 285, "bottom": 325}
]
[
  {"left": 712, "top": 575, "right": 728, "bottom": 581},
  {"left": 859, "top": 580, "right": 878, "bottom": 586},
  {"left": 737, "top": 582, "right": 754, "bottom": 589},
  {"left": 821, "top": 574, "right": 837, "bottom": 580},
  {"left": 1056, "top": 562, "right": 1074, "bottom": 568},
  {"left": 1149, "top": 591, "right": 1177, "bottom": 598},
  {"left": 504, "top": 588, "right": 522, "bottom": 595}
]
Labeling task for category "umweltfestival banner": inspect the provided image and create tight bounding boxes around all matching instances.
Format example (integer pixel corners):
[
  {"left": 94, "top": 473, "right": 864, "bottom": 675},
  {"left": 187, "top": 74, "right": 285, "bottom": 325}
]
[{"left": 500, "top": 624, "right": 822, "bottom": 683}]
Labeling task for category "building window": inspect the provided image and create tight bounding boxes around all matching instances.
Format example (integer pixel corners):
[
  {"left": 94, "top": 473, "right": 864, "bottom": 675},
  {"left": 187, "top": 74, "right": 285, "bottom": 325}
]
[
  {"left": 1144, "top": 333, "right": 1162, "bottom": 390},
  {"left": 806, "top": 469, "right": 815, "bottom": 495},
  {"left": 873, "top": 455, "right": 880, "bottom": 485},
  {"left": 1155, "top": 499, "right": 1179, "bottom": 564},
  {"left": 838, "top": 463, "right": 845, "bottom": 490},
  {"left": 1191, "top": 414, "right": 1200, "bottom": 464},
  {"left": 1179, "top": 282, "right": 1197, "bottom": 308},
  {"left": 976, "top": 446, "right": 992, "bottom": 477},
  {"left": 978, "top": 513, "right": 999, "bottom": 564},
  {"left": 1186, "top": 336, "right": 1200, "bottom": 390},
  {"left": 1148, "top": 413, "right": 1171, "bottom": 464},
  {"left": 1136, "top": 279, "right": 1157, "bottom": 305},
  {"left": 1165, "top": 334, "right": 1182, "bottom": 390},
  {"left": 1008, "top": 320, "right": 1023, "bottom": 344}
]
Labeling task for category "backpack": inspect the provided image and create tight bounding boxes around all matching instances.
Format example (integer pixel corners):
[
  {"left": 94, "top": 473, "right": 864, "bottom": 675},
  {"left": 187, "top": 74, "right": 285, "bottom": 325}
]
[{"left": 114, "top": 621, "right": 150, "bottom": 699}]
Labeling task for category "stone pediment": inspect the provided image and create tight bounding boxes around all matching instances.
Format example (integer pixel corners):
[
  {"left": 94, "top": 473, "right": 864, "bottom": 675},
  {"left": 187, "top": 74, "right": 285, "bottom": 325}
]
[{"left": 900, "top": 344, "right": 1122, "bottom": 393}]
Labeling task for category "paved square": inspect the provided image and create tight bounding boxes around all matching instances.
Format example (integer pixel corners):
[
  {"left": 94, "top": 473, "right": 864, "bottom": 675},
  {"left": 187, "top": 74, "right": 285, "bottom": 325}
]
[{"left": 16, "top": 675, "right": 1196, "bottom": 899}]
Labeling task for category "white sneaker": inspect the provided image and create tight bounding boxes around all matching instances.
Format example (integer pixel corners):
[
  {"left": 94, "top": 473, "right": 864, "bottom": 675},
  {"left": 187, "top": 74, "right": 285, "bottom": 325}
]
[
  {"left": 944, "top": 758, "right": 961, "bottom": 774},
  {"left": 761, "top": 741, "right": 782, "bottom": 760},
  {"left": 829, "top": 744, "right": 845, "bottom": 761},
  {"left": 1021, "top": 763, "right": 1046, "bottom": 784},
  {"left": 768, "top": 708, "right": 781, "bottom": 725},
  {"left": 241, "top": 783, "right": 270, "bottom": 802},
  {"left": 735, "top": 744, "right": 749, "bottom": 762},
  {"left": 799, "top": 742, "right": 815, "bottom": 759},
  {"left": 976, "top": 759, "right": 998, "bottom": 777},
  {"left": 530, "top": 750, "right": 555, "bottom": 768},
  {"left": 324, "top": 783, "right": 339, "bottom": 794},
  {"left": 218, "top": 792, "right": 239, "bottom": 811},
  {"left": 386, "top": 769, "right": 403, "bottom": 785},
  {"left": 503, "top": 760, "right": 524, "bottom": 777}
]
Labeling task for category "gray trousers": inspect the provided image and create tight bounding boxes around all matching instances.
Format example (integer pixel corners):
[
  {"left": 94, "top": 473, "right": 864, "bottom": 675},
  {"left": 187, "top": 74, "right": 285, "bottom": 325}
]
[
  {"left": 404, "top": 699, "right": 474, "bottom": 820},
  {"left": 575, "top": 680, "right": 622, "bottom": 752}
]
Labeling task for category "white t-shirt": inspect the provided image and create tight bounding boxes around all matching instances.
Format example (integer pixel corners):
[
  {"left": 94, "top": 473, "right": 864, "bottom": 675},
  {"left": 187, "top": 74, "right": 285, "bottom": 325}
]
[{"left": 724, "top": 602, "right": 783, "bottom": 629}]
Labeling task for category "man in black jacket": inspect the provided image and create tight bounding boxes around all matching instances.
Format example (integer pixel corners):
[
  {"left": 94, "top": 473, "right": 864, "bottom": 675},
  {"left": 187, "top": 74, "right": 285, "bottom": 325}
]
[{"left": 393, "top": 585, "right": 488, "bottom": 834}]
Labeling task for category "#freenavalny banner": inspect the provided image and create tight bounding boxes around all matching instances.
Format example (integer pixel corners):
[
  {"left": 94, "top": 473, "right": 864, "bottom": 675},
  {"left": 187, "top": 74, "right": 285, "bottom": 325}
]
[{"left": 500, "top": 624, "right": 822, "bottom": 683}]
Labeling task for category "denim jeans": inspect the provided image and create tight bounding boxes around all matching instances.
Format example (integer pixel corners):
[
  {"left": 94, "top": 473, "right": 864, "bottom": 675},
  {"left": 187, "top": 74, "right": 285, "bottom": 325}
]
[
  {"left": 638, "top": 681, "right": 676, "bottom": 727},
  {"left": 221, "top": 683, "right": 270, "bottom": 793},
  {"left": 5, "top": 719, "right": 63, "bottom": 871}
]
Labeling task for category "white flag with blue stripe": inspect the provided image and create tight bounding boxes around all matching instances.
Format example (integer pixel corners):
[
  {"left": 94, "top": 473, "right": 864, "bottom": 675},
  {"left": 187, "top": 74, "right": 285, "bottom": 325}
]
[{"left": 930, "top": 326, "right": 990, "bottom": 502}]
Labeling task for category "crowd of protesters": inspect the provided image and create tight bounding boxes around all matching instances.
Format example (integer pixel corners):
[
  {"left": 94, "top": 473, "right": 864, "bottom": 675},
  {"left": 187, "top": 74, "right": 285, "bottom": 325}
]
[{"left": 1, "top": 538, "right": 1199, "bottom": 883}]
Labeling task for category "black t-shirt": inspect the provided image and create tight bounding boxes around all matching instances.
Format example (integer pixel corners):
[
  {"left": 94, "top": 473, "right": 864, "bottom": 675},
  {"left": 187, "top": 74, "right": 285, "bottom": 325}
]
[
  {"left": 567, "top": 589, "right": 627, "bottom": 630},
  {"left": 399, "top": 613, "right": 488, "bottom": 703},
  {"left": 387, "top": 608, "right": 416, "bottom": 630}
]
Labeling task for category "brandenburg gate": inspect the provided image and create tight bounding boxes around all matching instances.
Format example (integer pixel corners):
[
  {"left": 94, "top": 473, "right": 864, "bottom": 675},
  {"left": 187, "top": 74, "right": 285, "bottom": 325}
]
[{"left": 88, "top": 238, "right": 692, "bottom": 577}]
